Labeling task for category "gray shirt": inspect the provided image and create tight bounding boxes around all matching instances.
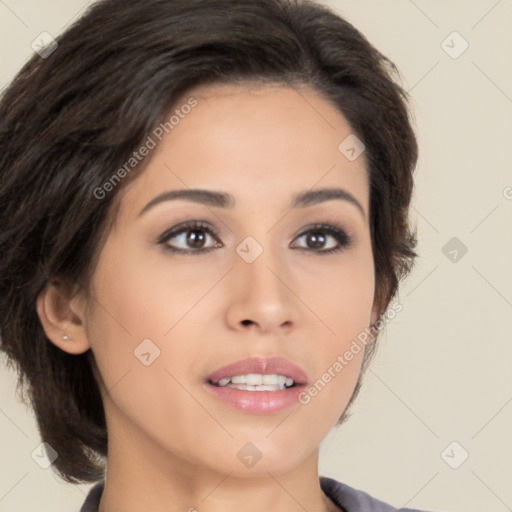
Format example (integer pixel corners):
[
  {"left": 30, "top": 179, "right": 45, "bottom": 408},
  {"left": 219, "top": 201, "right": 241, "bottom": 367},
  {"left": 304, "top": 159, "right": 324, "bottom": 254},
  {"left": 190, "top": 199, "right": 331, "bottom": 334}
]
[{"left": 80, "top": 476, "right": 432, "bottom": 511}]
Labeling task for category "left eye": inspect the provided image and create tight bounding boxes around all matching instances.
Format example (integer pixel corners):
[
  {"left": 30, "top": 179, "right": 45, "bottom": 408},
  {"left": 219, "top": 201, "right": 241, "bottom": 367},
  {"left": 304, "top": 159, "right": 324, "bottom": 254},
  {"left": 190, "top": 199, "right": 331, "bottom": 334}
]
[{"left": 291, "top": 223, "right": 353, "bottom": 254}]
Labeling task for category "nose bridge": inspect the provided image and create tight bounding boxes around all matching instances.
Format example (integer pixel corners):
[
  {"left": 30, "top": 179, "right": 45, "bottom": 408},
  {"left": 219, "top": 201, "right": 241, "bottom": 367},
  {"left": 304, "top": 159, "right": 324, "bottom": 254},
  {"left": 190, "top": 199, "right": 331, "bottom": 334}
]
[{"left": 236, "top": 232, "right": 287, "bottom": 299}]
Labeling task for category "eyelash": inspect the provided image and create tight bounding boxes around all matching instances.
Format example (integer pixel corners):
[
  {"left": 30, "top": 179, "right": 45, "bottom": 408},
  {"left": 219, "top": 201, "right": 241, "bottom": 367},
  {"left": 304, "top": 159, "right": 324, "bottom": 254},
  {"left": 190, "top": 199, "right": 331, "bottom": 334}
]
[{"left": 157, "top": 219, "right": 355, "bottom": 255}]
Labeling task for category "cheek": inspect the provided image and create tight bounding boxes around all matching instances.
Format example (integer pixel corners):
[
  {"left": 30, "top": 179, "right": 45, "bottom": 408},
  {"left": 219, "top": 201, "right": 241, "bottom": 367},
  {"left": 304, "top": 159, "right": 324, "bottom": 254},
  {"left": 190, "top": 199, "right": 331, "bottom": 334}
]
[
  {"left": 83, "top": 241, "right": 214, "bottom": 420},
  {"left": 87, "top": 239, "right": 204, "bottom": 343},
  {"left": 296, "top": 245, "right": 374, "bottom": 423},
  {"left": 305, "top": 241, "right": 376, "bottom": 343}
]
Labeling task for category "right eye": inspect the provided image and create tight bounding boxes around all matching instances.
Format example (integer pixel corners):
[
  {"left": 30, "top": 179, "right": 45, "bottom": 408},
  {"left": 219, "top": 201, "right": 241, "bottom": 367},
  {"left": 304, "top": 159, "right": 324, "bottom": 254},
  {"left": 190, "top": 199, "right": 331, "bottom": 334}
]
[{"left": 157, "top": 220, "right": 223, "bottom": 254}]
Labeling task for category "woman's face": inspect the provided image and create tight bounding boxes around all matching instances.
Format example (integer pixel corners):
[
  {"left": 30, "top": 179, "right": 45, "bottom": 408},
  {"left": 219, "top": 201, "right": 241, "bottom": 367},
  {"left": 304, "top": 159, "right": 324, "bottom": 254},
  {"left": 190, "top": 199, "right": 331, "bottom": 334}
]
[{"left": 82, "top": 82, "right": 378, "bottom": 477}]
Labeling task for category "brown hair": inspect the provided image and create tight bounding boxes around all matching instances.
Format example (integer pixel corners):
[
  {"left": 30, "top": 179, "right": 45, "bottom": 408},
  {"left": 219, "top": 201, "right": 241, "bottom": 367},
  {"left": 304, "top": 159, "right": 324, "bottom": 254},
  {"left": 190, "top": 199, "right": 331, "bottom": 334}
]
[{"left": 0, "top": 0, "right": 418, "bottom": 483}]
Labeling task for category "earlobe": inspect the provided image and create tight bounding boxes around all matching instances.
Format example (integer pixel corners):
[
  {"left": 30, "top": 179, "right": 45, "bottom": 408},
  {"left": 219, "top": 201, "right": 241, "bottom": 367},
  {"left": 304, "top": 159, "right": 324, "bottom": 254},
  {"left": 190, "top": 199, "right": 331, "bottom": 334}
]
[{"left": 36, "top": 277, "right": 91, "bottom": 355}]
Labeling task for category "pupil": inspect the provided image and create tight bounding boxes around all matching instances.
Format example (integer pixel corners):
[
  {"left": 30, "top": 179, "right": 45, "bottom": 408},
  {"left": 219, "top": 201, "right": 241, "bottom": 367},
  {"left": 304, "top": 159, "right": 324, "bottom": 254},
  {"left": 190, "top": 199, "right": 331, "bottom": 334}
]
[
  {"left": 187, "top": 230, "right": 205, "bottom": 248},
  {"left": 308, "top": 232, "right": 325, "bottom": 248}
]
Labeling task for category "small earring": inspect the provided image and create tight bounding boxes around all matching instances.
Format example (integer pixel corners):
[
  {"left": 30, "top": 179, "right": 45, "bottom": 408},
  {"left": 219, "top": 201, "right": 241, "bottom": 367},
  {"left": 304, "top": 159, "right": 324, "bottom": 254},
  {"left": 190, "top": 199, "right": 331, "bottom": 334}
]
[{"left": 62, "top": 335, "right": 71, "bottom": 341}]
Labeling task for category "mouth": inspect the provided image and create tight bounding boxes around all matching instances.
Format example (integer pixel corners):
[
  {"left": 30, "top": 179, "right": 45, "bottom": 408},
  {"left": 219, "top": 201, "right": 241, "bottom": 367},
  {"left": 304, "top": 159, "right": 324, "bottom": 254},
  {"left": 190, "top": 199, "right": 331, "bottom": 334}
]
[
  {"left": 206, "top": 355, "right": 308, "bottom": 388},
  {"left": 204, "top": 356, "right": 308, "bottom": 414},
  {"left": 207, "top": 373, "right": 298, "bottom": 391}
]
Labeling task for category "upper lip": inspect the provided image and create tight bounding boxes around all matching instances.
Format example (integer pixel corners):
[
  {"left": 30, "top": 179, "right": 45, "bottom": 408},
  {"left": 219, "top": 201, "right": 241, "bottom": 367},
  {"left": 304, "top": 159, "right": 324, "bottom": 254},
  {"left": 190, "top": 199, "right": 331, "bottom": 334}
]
[{"left": 206, "top": 356, "right": 308, "bottom": 385}]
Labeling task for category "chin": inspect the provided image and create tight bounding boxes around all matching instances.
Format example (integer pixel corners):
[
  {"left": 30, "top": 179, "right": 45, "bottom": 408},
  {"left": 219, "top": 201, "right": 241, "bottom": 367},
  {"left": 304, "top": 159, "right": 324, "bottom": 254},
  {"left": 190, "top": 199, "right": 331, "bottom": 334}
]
[{"left": 209, "top": 438, "right": 311, "bottom": 478}]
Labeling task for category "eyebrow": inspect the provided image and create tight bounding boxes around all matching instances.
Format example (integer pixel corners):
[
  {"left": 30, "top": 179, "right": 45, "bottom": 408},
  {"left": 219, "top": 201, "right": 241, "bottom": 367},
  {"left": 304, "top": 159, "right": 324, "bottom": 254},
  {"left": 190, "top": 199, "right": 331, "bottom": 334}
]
[{"left": 138, "top": 187, "right": 366, "bottom": 219}]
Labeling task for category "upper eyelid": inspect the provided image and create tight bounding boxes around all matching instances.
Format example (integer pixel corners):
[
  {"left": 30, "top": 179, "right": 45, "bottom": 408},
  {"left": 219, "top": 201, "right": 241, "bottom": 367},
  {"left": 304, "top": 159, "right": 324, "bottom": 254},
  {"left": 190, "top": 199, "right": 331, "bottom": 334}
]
[
  {"left": 159, "top": 219, "right": 351, "bottom": 235},
  {"left": 156, "top": 220, "right": 217, "bottom": 242}
]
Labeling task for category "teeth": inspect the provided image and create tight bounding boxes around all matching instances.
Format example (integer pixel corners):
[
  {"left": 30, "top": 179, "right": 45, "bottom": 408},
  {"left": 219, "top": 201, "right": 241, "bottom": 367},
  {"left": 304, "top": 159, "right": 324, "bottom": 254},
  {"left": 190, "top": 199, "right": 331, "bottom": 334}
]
[
  {"left": 225, "top": 383, "right": 285, "bottom": 391},
  {"left": 214, "top": 373, "right": 295, "bottom": 390}
]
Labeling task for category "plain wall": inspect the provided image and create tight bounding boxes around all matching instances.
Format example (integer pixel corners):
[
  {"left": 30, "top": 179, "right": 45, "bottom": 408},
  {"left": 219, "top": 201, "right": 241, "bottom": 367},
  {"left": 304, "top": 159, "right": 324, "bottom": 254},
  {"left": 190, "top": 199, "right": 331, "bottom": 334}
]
[{"left": 1, "top": 1, "right": 511, "bottom": 511}]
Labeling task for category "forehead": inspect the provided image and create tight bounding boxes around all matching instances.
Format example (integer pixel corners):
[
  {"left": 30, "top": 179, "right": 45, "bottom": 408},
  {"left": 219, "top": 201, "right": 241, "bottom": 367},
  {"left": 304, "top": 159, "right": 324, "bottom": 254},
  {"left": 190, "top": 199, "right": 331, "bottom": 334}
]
[{"left": 117, "top": 82, "right": 369, "bottom": 219}]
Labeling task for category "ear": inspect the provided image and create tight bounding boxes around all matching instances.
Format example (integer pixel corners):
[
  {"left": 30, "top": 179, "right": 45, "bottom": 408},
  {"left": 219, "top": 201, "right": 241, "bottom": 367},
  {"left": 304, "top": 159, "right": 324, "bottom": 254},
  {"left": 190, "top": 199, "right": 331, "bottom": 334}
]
[{"left": 36, "top": 276, "right": 91, "bottom": 355}]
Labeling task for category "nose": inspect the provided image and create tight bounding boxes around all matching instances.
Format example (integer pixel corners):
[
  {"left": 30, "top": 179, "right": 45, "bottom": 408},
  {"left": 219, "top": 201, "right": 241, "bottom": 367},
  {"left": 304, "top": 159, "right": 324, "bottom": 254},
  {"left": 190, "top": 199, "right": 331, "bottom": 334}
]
[{"left": 225, "top": 243, "right": 300, "bottom": 336}]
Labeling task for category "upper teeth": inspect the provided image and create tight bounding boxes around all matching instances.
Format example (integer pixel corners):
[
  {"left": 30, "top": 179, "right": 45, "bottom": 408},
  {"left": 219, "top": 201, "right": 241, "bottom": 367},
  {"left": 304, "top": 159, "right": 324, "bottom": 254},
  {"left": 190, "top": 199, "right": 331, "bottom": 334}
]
[{"left": 216, "top": 374, "right": 294, "bottom": 389}]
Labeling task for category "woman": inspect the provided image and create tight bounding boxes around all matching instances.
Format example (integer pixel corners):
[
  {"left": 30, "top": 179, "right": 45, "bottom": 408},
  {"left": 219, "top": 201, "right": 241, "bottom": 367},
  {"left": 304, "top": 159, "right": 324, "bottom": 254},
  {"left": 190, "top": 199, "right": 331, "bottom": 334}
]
[{"left": 0, "top": 0, "right": 440, "bottom": 511}]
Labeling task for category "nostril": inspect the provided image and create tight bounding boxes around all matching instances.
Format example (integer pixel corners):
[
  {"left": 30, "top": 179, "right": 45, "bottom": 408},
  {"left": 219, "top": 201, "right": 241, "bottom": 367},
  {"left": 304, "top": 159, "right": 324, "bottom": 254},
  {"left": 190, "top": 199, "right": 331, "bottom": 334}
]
[{"left": 241, "top": 319, "right": 253, "bottom": 326}]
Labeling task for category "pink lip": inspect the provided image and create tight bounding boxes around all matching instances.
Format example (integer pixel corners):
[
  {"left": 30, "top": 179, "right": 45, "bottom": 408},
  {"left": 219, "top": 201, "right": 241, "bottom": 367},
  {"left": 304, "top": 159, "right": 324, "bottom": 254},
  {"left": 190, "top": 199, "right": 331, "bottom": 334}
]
[
  {"left": 206, "top": 356, "right": 308, "bottom": 385},
  {"left": 204, "top": 383, "right": 307, "bottom": 414},
  {"left": 204, "top": 356, "right": 309, "bottom": 415}
]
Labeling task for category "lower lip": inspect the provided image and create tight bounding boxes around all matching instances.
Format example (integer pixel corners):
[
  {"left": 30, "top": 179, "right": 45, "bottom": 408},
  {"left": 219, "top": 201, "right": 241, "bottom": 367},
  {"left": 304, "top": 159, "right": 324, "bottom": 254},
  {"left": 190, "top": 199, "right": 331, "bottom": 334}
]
[{"left": 204, "top": 382, "right": 307, "bottom": 414}]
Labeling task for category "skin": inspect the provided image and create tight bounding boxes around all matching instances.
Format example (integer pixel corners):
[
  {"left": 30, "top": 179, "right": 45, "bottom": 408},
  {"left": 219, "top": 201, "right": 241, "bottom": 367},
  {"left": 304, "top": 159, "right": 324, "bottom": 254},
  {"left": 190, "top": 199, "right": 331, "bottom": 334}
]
[{"left": 37, "top": 82, "right": 380, "bottom": 512}]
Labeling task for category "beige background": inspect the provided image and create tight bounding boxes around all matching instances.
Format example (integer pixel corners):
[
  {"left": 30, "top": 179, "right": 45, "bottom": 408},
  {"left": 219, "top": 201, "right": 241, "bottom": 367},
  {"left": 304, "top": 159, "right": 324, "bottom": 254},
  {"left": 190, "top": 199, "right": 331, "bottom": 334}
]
[{"left": 1, "top": 1, "right": 511, "bottom": 511}]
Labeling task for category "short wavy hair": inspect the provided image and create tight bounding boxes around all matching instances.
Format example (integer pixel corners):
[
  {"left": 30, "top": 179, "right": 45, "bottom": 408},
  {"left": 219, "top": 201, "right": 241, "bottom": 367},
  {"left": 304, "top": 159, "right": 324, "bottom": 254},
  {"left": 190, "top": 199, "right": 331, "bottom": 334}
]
[{"left": 0, "top": 0, "right": 418, "bottom": 484}]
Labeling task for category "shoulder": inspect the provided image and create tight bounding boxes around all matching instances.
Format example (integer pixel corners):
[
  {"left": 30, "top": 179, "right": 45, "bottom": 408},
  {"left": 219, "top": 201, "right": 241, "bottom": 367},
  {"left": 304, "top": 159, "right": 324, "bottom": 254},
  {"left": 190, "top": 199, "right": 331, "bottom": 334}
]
[
  {"left": 320, "top": 476, "right": 434, "bottom": 512},
  {"left": 80, "top": 480, "right": 104, "bottom": 512}
]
